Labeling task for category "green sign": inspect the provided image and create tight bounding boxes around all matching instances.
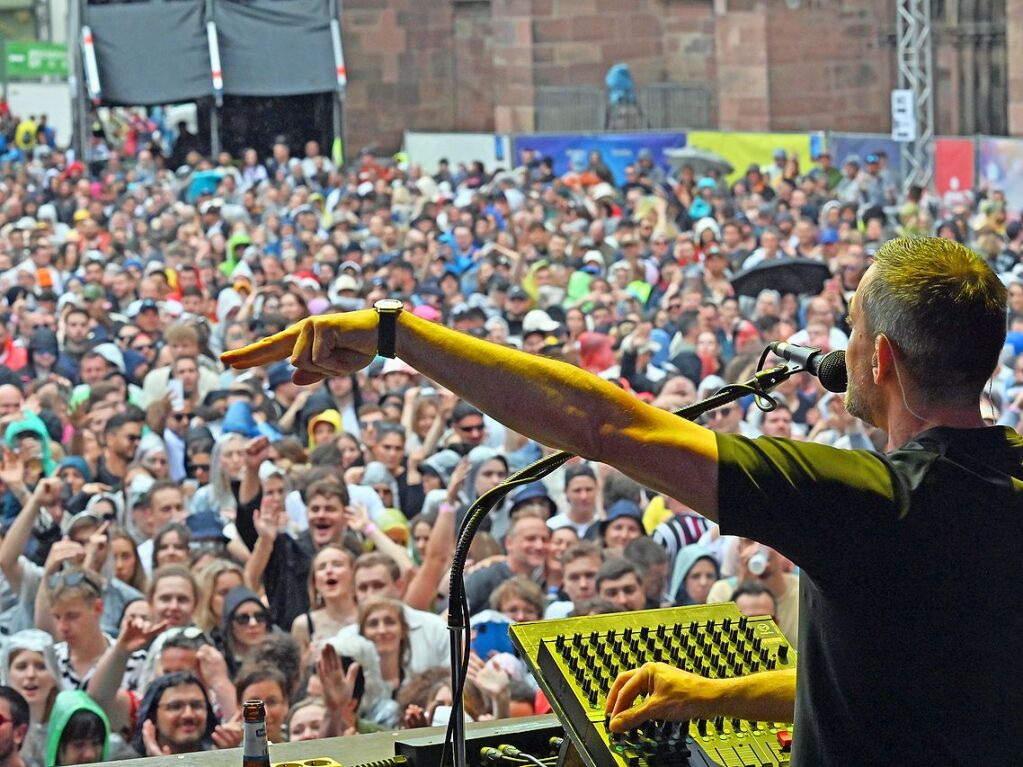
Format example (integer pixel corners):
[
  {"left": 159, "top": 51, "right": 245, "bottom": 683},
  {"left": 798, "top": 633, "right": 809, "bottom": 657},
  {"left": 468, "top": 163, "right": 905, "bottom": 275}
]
[{"left": 5, "top": 41, "right": 67, "bottom": 79}]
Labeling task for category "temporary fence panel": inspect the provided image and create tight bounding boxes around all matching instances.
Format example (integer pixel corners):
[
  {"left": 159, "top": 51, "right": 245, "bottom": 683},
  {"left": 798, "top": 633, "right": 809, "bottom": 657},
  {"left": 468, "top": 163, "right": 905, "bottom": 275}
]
[
  {"left": 511, "top": 131, "right": 685, "bottom": 186},
  {"left": 403, "top": 132, "right": 512, "bottom": 176},
  {"left": 534, "top": 86, "right": 604, "bottom": 133},
  {"left": 7, "top": 81, "right": 72, "bottom": 144},
  {"left": 637, "top": 83, "right": 712, "bottom": 131},
  {"left": 534, "top": 84, "right": 712, "bottom": 134}
]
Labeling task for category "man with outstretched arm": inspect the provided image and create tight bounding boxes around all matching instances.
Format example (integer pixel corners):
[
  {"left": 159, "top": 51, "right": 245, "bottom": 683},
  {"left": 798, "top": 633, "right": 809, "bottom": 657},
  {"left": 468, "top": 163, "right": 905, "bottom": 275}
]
[{"left": 224, "top": 237, "right": 1022, "bottom": 766}]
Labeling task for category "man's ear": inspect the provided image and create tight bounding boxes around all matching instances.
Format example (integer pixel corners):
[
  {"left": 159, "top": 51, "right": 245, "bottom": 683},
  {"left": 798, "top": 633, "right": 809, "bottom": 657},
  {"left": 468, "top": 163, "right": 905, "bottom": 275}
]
[{"left": 873, "top": 334, "right": 895, "bottom": 383}]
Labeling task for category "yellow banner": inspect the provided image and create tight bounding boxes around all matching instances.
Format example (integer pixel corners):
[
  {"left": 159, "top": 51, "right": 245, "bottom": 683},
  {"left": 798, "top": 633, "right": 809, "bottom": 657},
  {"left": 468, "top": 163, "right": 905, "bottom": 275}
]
[{"left": 686, "top": 131, "right": 813, "bottom": 183}]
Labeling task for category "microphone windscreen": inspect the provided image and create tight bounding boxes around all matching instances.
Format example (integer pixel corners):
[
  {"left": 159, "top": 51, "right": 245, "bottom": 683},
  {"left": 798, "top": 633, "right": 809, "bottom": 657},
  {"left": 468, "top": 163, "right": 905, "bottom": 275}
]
[{"left": 817, "top": 350, "right": 848, "bottom": 393}]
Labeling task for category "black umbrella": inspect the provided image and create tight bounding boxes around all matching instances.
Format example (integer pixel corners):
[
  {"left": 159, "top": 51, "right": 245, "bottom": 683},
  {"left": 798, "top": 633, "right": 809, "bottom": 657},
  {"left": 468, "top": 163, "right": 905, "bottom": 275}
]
[
  {"left": 731, "top": 258, "right": 832, "bottom": 297},
  {"left": 663, "top": 147, "right": 734, "bottom": 176}
]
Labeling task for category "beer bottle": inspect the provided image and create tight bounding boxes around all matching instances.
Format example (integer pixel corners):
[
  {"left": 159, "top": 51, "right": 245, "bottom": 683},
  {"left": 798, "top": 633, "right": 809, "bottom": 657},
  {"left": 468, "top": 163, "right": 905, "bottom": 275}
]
[{"left": 243, "top": 700, "right": 270, "bottom": 767}]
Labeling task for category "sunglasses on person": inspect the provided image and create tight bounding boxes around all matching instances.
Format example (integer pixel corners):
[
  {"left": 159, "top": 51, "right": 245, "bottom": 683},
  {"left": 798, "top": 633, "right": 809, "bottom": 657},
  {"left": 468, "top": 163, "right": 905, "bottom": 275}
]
[
  {"left": 187, "top": 462, "right": 210, "bottom": 476},
  {"left": 232, "top": 610, "right": 271, "bottom": 626},
  {"left": 172, "top": 626, "right": 208, "bottom": 641},
  {"left": 170, "top": 412, "right": 194, "bottom": 421},
  {"left": 48, "top": 569, "right": 103, "bottom": 595},
  {"left": 706, "top": 406, "right": 735, "bottom": 420},
  {"left": 458, "top": 422, "right": 484, "bottom": 434}
]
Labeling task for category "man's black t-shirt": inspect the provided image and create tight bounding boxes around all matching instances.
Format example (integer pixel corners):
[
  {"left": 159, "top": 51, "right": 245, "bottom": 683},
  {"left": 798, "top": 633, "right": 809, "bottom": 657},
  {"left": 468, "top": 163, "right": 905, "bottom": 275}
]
[{"left": 717, "top": 426, "right": 1023, "bottom": 766}]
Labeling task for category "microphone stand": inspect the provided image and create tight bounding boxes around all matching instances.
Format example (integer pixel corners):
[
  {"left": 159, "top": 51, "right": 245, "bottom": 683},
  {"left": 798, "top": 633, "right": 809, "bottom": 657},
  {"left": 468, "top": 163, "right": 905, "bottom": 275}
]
[{"left": 444, "top": 362, "right": 799, "bottom": 767}]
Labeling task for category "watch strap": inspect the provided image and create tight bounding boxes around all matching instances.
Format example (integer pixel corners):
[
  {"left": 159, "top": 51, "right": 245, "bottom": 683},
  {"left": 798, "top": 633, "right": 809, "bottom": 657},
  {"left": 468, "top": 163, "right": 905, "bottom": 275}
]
[{"left": 376, "top": 305, "right": 398, "bottom": 358}]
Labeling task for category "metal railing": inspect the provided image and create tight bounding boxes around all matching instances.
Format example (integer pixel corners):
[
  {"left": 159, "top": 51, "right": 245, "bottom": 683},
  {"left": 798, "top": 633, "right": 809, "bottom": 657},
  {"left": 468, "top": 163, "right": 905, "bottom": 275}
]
[{"left": 535, "top": 82, "right": 712, "bottom": 132}]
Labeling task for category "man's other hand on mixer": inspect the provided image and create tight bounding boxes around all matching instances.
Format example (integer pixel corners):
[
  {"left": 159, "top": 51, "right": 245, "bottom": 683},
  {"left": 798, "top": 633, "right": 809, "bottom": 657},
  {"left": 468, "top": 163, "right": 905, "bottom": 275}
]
[{"left": 604, "top": 662, "right": 796, "bottom": 732}]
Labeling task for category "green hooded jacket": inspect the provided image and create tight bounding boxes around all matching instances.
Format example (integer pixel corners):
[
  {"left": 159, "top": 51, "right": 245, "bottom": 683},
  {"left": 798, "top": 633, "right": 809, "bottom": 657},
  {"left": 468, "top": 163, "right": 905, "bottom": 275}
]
[
  {"left": 4, "top": 410, "right": 55, "bottom": 476},
  {"left": 45, "top": 691, "right": 110, "bottom": 767},
  {"left": 220, "top": 231, "right": 252, "bottom": 277}
]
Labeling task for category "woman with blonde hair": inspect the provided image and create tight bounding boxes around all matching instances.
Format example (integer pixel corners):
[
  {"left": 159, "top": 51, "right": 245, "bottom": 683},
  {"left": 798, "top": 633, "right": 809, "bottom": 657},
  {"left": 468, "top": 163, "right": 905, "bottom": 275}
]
[
  {"left": 291, "top": 544, "right": 358, "bottom": 661},
  {"left": 190, "top": 432, "right": 247, "bottom": 519},
  {"left": 194, "top": 559, "right": 245, "bottom": 636},
  {"left": 1, "top": 629, "right": 61, "bottom": 767}
]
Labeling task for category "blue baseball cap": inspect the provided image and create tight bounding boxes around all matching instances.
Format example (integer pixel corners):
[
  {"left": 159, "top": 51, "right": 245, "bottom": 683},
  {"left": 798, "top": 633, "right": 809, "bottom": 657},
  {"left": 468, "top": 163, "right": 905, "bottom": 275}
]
[
  {"left": 600, "top": 499, "right": 645, "bottom": 535},
  {"left": 187, "top": 511, "right": 228, "bottom": 542}
]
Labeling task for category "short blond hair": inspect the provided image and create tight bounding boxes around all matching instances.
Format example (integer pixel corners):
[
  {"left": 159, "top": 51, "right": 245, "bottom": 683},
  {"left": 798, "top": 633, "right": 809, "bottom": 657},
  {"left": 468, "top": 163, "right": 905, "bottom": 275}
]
[{"left": 861, "top": 237, "right": 1006, "bottom": 398}]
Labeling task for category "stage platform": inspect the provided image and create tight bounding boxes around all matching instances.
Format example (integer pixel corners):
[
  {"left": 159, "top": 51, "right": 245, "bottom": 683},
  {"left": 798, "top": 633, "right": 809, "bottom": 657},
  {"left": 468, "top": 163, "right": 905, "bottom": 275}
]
[{"left": 95, "top": 715, "right": 563, "bottom": 767}]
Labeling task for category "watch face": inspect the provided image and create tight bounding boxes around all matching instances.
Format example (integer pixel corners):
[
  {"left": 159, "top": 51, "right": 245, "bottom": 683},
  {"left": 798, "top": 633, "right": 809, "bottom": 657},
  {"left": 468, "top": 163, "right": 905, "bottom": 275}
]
[{"left": 376, "top": 298, "right": 403, "bottom": 311}]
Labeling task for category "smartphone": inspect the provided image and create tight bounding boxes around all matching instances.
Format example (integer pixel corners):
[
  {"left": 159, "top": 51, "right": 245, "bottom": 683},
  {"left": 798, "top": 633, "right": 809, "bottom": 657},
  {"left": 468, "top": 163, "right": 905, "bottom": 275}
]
[
  {"left": 470, "top": 620, "right": 515, "bottom": 660},
  {"left": 168, "top": 380, "right": 185, "bottom": 410},
  {"left": 430, "top": 705, "right": 454, "bottom": 727}
]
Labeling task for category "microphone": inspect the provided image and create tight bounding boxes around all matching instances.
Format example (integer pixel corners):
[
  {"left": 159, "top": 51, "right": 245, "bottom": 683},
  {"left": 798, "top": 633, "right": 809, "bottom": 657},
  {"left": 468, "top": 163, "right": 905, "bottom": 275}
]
[{"left": 768, "top": 342, "right": 848, "bottom": 393}]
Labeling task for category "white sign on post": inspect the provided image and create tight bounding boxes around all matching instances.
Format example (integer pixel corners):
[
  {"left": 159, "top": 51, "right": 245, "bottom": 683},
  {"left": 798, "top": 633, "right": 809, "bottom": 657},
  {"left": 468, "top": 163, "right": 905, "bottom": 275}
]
[{"left": 891, "top": 89, "right": 917, "bottom": 143}]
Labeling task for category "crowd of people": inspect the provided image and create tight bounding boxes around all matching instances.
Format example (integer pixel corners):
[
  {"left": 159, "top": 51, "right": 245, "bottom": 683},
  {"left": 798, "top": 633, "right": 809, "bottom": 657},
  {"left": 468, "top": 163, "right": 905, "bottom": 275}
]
[{"left": 0, "top": 113, "right": 1018, "bottom": 767}]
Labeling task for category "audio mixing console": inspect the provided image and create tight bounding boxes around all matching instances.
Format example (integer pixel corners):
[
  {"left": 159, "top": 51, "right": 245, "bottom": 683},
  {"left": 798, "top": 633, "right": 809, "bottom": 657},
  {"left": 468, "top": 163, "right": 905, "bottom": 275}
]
[{"left": 510, "top": 603, "right": 796, "bottom": 767}]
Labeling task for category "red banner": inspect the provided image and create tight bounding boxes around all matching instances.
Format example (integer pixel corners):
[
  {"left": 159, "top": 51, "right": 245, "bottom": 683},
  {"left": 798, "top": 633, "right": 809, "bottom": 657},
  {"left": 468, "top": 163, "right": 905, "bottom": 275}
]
[{"left": 934, "top": 137, "right": 975, "bottom": 199}]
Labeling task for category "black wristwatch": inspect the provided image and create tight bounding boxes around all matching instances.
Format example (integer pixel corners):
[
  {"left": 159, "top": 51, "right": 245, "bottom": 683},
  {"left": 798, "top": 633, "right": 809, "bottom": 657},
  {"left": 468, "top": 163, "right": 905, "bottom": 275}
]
[{"left": 374, "top": 298, "right": 403, "bottom": 358}]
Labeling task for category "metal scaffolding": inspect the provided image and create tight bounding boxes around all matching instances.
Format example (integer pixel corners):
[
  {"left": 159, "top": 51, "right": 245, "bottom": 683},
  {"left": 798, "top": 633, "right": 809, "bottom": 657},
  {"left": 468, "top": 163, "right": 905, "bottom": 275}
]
[{"left": 895, "top": 0, "right": 936, "bottom": 190}]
